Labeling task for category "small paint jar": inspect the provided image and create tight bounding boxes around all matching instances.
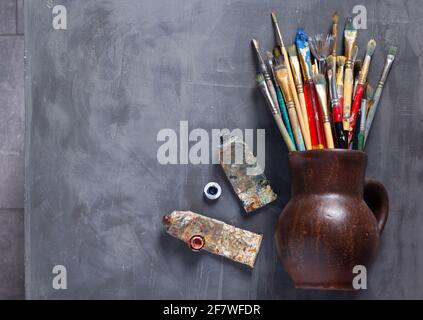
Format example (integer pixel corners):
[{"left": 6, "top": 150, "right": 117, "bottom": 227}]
[{"left": 204, "top": 182, "right": 221, "bottom": 200}]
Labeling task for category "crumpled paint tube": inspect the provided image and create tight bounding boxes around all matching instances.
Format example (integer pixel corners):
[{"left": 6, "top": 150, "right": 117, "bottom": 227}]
[
  {"left": 163, "top": 211, "right": 262, "bottom": 268},
  {"left": 219, "top": 135, "right": 277, "bottom": 213}
]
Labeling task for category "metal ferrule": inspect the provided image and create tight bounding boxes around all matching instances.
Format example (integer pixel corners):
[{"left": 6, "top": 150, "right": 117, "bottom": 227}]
[
  {"left": 328, "top": 68, "right": 339, "bottom": 104},
  {"left": 359, "top": 98, "right": 367, "bottom": 132},
  {"left": 315, "top": 84, "right": 330, "bottom": 122},
  {"left": 358, "top": 55, "right": 371, "bottom": 84},
  {"left": 258, "top": 81, "right": 279, "bottom": 115},
  {"left": 379, "top": 56, "right": 394, "bottom": 85}
]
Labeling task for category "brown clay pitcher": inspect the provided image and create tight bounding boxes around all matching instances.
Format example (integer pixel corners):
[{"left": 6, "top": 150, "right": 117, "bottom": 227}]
[{"left": 275, "top": 149, "right": 389, "bottom": 290}]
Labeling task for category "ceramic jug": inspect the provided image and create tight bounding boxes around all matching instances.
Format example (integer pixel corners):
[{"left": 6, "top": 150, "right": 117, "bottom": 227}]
[{"left": 275, "top": 149, "right": 389, "bottom": 290}]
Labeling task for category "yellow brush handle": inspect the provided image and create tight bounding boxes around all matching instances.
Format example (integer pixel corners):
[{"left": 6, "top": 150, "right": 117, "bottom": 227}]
[
  {"left": 343, "top": 67, "right": 354, "bottom": 131},
  {"left": 297, "top": 90, "right": 311, "bottom": 150},
  {"left": 281, "top": 47, "right": 310, "bottom": 148},
  {"left": 274, "top": 113, "right": 296, "bottom": 152},
  {"left": 323, "top": 122, "right": 334, "bottom": 149}
]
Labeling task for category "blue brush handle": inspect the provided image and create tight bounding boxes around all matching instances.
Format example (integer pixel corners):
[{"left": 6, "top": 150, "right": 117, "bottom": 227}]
[{"left": 277, "top": 87, "right": 295, "bottom": 147}]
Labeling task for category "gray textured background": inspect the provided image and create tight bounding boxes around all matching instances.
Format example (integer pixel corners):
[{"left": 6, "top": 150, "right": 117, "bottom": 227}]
[
  {"left": 0, "top": 0, "right": 24, "bottom": 300},
  {"left": 25, "top": 0, "right": 423, "bottom": 299}
]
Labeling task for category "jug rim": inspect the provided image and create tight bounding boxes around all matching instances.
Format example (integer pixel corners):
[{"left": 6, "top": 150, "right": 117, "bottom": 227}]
[{"left": 289, "top": 149, "right": 366, "bottom": 158}]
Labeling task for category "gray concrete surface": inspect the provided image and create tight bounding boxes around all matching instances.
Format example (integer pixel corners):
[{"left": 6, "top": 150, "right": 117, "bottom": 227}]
[
  {"left": 0, "top": 0, "right": 24, "bottom": 300},
  {"left": 25, "top": 0, "right": 423, "bottom": 299},
  {"left": 0, "top": 0, "right": 17, "bottom": 35},
  {"left": 0, "top": 209, "right": 24, "bottom": 299}
]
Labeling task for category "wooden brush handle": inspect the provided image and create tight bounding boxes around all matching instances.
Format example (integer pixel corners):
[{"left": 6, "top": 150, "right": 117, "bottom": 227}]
[
  {"left": 343, "top": 67, "right": 354, "bottom": 130},
  {"left": 281, "top": 47, "right": 309, "bottom": 148},
  {"left": 297, "top": 90, "right": 312, "bottom": 150},
  {"left": 274, "top": 113, "right": 296, "bottom": 152},
  {"left": 323, "top": 122, "right": 334, "bottom": 149}
]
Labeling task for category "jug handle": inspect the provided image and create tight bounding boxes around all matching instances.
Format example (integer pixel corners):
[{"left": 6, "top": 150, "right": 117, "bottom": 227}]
[{"left": 364, "top": 179, "right": 389, "bottom": 234}]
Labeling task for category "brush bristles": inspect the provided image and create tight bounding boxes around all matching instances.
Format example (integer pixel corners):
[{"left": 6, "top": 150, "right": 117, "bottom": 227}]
[
  {"left": 273, "top": 46, "right": 281, "bottom": 57},
  {"left": 326, "top": 55, "right": 335, "bottom": 69},
  {"left": 345, "top": 17, "right": 355, "bottom": 31},
  {"left": 273, "top": 54, "right": 285, "bottom": 68},
  {"left": 309, "top": 34, "right": 334, "bottom": 59},
  {"left": 271, "top": 12, "right": 278, "bottom": 23},
  {"left": 266, "top": 51, "right": 274, "bottom": 61},
  {"left": 276, "top": 67, "right": 288, "bottom": 78},
  {"left": 256, "top": 73, "right": 265, "bottom": 83},
  {"left": 336, "top": 56, "right": 346, "bottom": 67},
  {"left": 388, "top": 46, "right": 398, "bottom": 57},
  {"left": 366, "top": 39, "right": 377, "bottom": 56},
  {"left": 332, "top": 12, "right": 339, "bottom": 24},
  {"left": 352, "top": 45, "right": 359, "bottom": 61},
  {"left": 251, "top": 38, "right": 259, "bottom": 50},
  {"left": 354, "top": 60, "right": 362, "bottom": 71},
  {"left": 313, "top": 73, "right": 326, "bottom": 85},
  {"left": 288, "top": 45, "right": 297, "bottom": 57}
]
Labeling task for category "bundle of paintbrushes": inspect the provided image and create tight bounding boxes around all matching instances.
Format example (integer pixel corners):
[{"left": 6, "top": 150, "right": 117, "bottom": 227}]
[{"left": 253, "top": 12, "right": 396, "bottom": 151}]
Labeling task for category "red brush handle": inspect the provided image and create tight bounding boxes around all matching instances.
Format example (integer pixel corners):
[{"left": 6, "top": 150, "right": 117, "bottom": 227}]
[
  {"left": 333, "top": 96, "right": 343, "bottom": 123},
  {"left": 303, "top": 81, "right": 318, "bottom": 148},
  {"left": 304, "top": 80, "right": 326, "bottom": 149},
  {"left": 348, "top": 83, "right": 365, "bottom": 140}
]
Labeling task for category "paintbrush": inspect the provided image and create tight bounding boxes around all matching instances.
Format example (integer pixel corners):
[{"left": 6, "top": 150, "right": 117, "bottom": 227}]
[
  {"left": 252, "top": 39, "right": 279, "bottom": 109},
  {"left": 336, "top": 55, "right": 346, "bottom": 124},
  {"left": 365, "top": 84, "right": 374, "bottom": 116},
  {"left": 357, "top": 89, "right": 367, "bottom": 150},
  {"left": 353, "top": 60, "right": 363, "bottom": 97},
  {"left": 348, "top": 39, "right": 376, "bottom": 144},
  {"left": 266, "top": 50, "right": 295, "bottom": 146},
  {"left": 343, "top": 18, "right": 358, "bottom": 131},
  {"left": 287, "top": 45, "right": 312, "bottom": 150},
  {"left": 314, "top": 74, "right": 335, "bottom": 148},
  {"left": 309, "top": 34, "right": 334, "bottom": 74},
  {"left": 271, "top": 13, "right": 307, "bottom": 146},
  {"left": 353, "top": 59, "right": 362, "bottom": 97},
  {"left": 331, "top": 13, "right": 339, "bottom": 57},
  {"left": 365, "top": 46, "right": 397, "bottom": 146},
  {"left": 296, "top": 29, "right": 326, "bottom": 149},
  {"left": 256, "top": 73, "right": 296, "bottom": 151},
  {"left": 327, "top": 55, "right": 347, "bottom": 148},
  {"left": 266, "top": 51, "right": 278, "bottom": 88},
  {"left": 352, "top": 106, "right": 361, "bottom": 149},
  {"left": 274, "top": 56, "right": 306, "bottom": 151},
  {"left": 350, "top": 45, "right": 359, "bottom": 97}
]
